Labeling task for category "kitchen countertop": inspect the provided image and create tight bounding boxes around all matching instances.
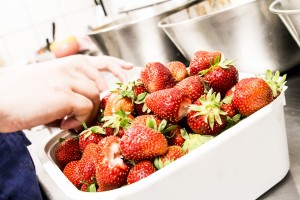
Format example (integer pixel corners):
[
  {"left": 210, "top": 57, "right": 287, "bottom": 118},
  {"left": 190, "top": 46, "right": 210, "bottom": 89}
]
[{"left": 25, "top": 65, "right": 300, "bottom": 200}]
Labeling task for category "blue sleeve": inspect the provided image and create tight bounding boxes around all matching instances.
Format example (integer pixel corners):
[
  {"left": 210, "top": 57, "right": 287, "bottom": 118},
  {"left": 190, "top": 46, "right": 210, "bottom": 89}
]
[{"left": 0, "top": 131, "right": 43, "bottom": 200}]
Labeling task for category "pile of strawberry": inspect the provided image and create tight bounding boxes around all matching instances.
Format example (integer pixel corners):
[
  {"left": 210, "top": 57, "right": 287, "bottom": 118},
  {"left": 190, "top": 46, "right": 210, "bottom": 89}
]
[{"left": 55, "top": 50, "right": 287, "bottom": 192}]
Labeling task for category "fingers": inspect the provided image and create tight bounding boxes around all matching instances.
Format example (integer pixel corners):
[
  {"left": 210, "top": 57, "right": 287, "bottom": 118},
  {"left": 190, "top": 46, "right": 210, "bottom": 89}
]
[
  {"left": 60, "top": 80, "right": 101, "bottom": 130},
  {"left": 86, "top": 56, "right": 134, "bottom": 82}
]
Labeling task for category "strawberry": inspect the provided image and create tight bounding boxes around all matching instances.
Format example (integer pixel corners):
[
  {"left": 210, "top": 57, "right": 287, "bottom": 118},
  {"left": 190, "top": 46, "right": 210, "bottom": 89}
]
[
  {"left": 78, "top": 125, "right": 105, "bottom": 151},
  {"left": 145, "top": 88, "right": 192, "bottom": 123},
  {"left": 101, "top": 109, "right": 133, "bottom": 137},
  {"left": 140, "top": 62, "right": 176, "bottom": 93},
  {"left": 78, "top": 143, "right": 98, "bottom": 184},
  {"left": 232, "top": 77, "right": 273, "bottom": 117},
  {"left": 187, "top": 90, "right": 227, "bottom": 135},
  {"left": 154, "top": 145, "right": 185, "bottom": 169},
  {"left": 120, "top": 125, "right": 168, "bottom": 161},
  {"left": 100, "top": 92, "right": 112, "bottom": 111},
  {"left": 63, "top": 160, "right": 82, "bottom": 188},
  {"left": 55, "top": 137, "right": 82, "bottom": 169},
  {"left": 127, "top": 160, "right": 157, "bottom": 185},
  {"left": 175, "top": 75, "right": 205, "bottom": 102},
  {"left": 220, "top": 103, "right": 236, "bottom": 118},
  {"left": 166, "top": 61, "right": 188, "bottom": 82},
  {"left": 95, "top": 136, "right": 129, "bottom": 191},
  {"left": 189, "top": 50, "right": 222, "bottom": 76},
  {"left": 166, "top": 126, "right": 188, "bottom": 147},
  {"left": 133, "top": 83, "right": 151, "bottom": 116},
  {"left": 103, "top": 92, "right": 134, "bottom": 116},
  {"left": 200, "top": 56, "right": 238, "bottom": 97},
  {"left": 130, "top": 115, "right": 162, "bottom": 128}
]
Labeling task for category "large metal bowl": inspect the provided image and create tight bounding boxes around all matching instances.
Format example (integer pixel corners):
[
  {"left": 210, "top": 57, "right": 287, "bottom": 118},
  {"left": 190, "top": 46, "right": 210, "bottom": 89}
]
[
  {"left": 158, "top": 0, "right": 300, "bottom": 74},
  {"left": 269, "top": 0, "right": 300, "bottom": 47},
  {"left": 88, "top": 0, "right": 200, "bottom": 67}
]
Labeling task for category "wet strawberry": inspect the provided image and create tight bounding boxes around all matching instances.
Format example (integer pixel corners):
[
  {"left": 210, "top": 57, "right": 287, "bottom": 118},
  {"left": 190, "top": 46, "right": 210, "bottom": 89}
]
[
  {"left": 175, "top": 75, "right": 205, "bottom": 102},
  {"left": 154, "top": 145, "right": 185, "bottom": 169},
  {"left": 55, "top": 137, "right": 82, "bottom": 169},
  {"left": 232, "top": 77, "right": 273, "bottom": 117},
  {"left": 63, "top": 160, "right": 81, "bottom": 188},
  {"left": 166, "top": 61, "right": 188, "bottom": 82},
  {"left": 145, "top": 88, "right": 191, "bottom": 123},
  {"left": 187, "top": 90, "right": 227, "bottom": 135},
  {"left": 140, "top": 62, "right": 176, "bottom": 93},
  {"left": 127, "top": 160, "right": 157, "bottom": 185},
  {"left": 103, "top": 92, "right": 134, "bottom": 116},
  {"left": 189, "top": 50, "right": 222, "bottom": 76},
  {"left": 120, "top": 125, "right": 168, "bottom": 161},
  {"left": 95, "top": 136, "right": 129, "bottom": 191}
]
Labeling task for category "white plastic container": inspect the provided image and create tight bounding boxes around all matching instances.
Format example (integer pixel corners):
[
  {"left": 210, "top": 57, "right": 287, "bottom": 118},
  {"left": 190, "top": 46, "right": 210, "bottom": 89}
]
[{"left": 37, "top": 74, "right": 289, "bottom": 200}]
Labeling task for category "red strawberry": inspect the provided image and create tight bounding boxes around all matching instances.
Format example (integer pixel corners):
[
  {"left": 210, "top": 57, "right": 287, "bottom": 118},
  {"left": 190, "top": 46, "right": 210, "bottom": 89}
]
[
  {"left": 232, "top": 77, "right": 273, "bottom": 117},
  {"left": 100, "top": 92, "right": 112, "bottom": 111},
  {"left": 133, "top": 83, "right": 151, "bottom": 116},
  {"left": 200, "top": 57, "right": 238, "bottom": 97},
  {"left": 78, "top": 125, "right": 105, "bottom": 151},
  {"left": 145, "top": 88, "right": 192, "bottom": 123},
  {"left": 127, "top": 160, "right": 157, "bottom": 185},
  {"left": 220, "top": 103, "right": 236, "bottom": 118},
  {"left": 130, "top": 115, "right": 162, "bottom": 128},
  {"left": 175, "top": 75, "right": 205, "bottom": 102},
  {"left": 166, "top": 61, "right": 188, "bottom": 82},
  {"left": 189, "top": 50, "right": 222, "bottom": 76},
  {"left": 120, "top": 125, "right": 168, "bottom": 161},
  {"left": 154, "top": 145, "right": 185, "bottom": 169},
  {"left": 63, "top": 160, "right": 81, "bottom": 188},
  {"left": 55, "top": 137, "right": 82, "bottom": 169},
  {"left": 166, "top": 126, "right": 187, "bottom": 147},
  {"left": 140, "top": 62, "right": 176, "bottom": 93},
  {"left": 95, "top": 136, "right": 129, "bottom": 191},
  {"left": 187, "top": 90, "right": 227, "bottom": 135},
  {"left": 78, "top": 143, "right": 98, "bottom": 184}
]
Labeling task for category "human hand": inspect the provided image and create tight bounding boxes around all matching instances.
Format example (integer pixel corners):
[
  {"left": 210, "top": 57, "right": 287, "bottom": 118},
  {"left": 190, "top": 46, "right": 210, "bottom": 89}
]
[{"left": 0, "top": 55, "right": 133, "bottom": 132}]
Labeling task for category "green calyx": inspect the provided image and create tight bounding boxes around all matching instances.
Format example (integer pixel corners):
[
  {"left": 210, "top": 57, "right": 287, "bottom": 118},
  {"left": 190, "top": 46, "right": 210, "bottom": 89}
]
[
  {"left": 182, "top": 134, "right": 214, "bottom": 153},
  {"left": 154, "top": 156, "right": 175, "bottom": 170},
  {"left": 111, "top": 80, "right": 141, "bottom": 102},
  {"left": 101, "top": 109, "right": 132, "bottom": 136},
  {"left": 79, "top": 122, "right": 106, "bottom": 139},
  {"left": 199, "top": 55, "right": 236, "bottom": 75},
  {"left": 134, "top": 92, "right": 151, "bottom": 114},
  {"left": 189, "top": 89, "right": 227, "bottom": 130},
  {"left": 146, "top": 116, "right": 177, "bottom": 134},
  {"left": 258, "top": 69, "right": 287, "bottom": 98}
]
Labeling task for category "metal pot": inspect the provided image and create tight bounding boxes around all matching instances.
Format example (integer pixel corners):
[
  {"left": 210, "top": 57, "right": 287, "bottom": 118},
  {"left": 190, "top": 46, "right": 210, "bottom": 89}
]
[
  {"left": 158, "top": 0, "right": 300, "bottom": 74},
  {"left": 88, "top": 0, "right": 200, "bottom": 67}
]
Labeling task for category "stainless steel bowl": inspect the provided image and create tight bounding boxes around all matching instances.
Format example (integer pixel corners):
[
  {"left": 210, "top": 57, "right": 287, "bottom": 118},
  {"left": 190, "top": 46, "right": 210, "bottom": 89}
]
[
  {"left": 88, "top": 0, "right": 200, "bottom": 67},
  {"left": 269, "top": 0, "right": 300, "bottom": 47},
  {"left": 158, "top": 0, "right": 300, "bottom": 74}
]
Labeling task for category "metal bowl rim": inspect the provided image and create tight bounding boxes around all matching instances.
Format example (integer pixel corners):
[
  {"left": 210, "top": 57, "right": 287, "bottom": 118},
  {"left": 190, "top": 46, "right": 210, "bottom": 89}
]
[
  {"left": 158, "top": 0, "right": 268, "bottom": 28},
  {"left": 269, "top": 0, "right": 300, "bottom": 15}
]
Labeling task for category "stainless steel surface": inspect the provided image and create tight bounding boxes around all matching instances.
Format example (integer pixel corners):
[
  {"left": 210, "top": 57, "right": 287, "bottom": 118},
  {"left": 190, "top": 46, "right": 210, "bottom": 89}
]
[
  {"left": 269, "top": 0, "right": 300, "bottom": 47},
  {"left": 88, "top": 0, "right": 201, "bottom": 67},
  {"left": 158, "top": 0, "right": 300, "bottom": 74}
]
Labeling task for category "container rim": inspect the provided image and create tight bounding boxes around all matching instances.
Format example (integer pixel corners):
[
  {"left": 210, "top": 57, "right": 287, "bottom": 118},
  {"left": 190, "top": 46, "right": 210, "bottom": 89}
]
[
  {"left": 269, "top": 0, "right": 300, "bottom": 15},
  {"left": 87, "top": 0, "right": 199, "bottom": 35},
  {"left": 158, "top": 0, "right": 257, "bottom": 28}
]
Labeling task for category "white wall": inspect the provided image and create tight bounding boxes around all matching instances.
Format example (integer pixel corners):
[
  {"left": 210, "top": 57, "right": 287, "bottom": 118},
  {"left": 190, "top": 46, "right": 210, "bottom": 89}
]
[{"left": 0, "top": 0, "right": 101, "bottom": 65}]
